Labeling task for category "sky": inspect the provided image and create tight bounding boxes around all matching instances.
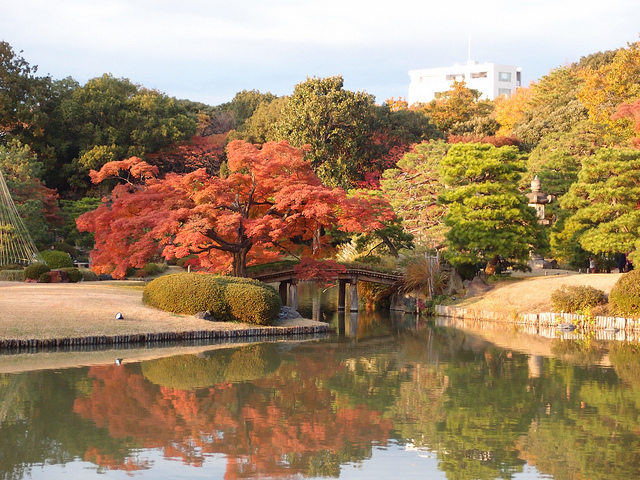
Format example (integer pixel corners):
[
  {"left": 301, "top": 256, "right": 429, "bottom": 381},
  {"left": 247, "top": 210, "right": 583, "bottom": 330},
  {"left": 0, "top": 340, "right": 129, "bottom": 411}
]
[{"left": 2, "top": 0, "right": 639, "bottom": 107}]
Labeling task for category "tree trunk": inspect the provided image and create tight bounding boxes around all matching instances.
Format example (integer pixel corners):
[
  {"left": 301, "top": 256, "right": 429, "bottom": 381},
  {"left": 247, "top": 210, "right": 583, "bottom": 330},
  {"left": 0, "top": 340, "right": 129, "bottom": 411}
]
[{"left": 232, "top": 245, "right": 251, "bottom": 277}]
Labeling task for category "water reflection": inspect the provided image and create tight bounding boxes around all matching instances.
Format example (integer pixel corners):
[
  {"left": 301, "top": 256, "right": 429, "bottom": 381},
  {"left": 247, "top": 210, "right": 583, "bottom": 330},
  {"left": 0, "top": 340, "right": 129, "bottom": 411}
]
[{"left": 3, "top": 323, "right": 640, "bottom": 479}]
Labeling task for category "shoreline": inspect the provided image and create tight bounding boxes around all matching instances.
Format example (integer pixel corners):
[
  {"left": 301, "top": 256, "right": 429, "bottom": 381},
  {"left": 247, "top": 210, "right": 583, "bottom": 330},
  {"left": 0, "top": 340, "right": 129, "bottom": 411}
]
[{"left": 0, "top": 281, "right": 330, "bottom": 350}]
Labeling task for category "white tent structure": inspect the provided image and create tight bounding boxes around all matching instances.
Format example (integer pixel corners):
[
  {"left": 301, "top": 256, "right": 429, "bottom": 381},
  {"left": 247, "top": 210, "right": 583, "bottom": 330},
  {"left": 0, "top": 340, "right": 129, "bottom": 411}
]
[{"left": 0, "top": 168, "right": 44, "bottom": 266}]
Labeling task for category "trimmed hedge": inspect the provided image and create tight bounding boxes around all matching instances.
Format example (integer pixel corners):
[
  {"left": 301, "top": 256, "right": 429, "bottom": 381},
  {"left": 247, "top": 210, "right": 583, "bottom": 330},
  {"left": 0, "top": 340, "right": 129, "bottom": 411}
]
[
  {"left": 60, "top": 267, "right": 83, "bottom": 283},
  {"left": 550, "top": 285, "right": 606, "bottom": 313},
  {"left": 40, "top": 250, "right": 73, "bottom": 269},
  {"left": 24, "top": 263, "right": 51, "bottom": 280},
  {"left": 609, "top": 270, "right": 640, "bottom": 317},
  {"left": 142, "top": 273, "right": 282, "bottom": 325},
  {"left": 0, "top": 270, "right": 25, "bottom": 282},
  {"left": 80, "top": 269, "right": 98, "bottom": 281}
]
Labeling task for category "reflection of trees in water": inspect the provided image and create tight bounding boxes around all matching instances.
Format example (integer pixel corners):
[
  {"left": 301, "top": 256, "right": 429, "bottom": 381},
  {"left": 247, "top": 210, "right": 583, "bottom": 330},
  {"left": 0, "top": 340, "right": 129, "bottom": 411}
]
[{"left": 4, "top": 332, "right": 640, "bottom": 479}]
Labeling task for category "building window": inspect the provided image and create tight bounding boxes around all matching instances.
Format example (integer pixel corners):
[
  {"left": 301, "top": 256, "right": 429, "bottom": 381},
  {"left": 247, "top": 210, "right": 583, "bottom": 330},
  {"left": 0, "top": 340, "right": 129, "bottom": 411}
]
[
  {"left": 471, "top": 72, "right": 487, "bottom": 78},
  {"left": 446, "top": 74, "right": 464, "bottom": 81},
  {"left": 498, "top": 72, "right": 512, "bottom": 82},
  {"left": 498, "top": 88, "right": 512, "bottom": 96}
]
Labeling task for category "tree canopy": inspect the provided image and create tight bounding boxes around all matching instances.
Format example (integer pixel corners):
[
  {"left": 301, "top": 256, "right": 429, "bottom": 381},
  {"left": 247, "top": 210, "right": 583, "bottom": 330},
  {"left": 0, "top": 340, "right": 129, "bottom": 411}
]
[
  {"left": 438, "top": 143, "right": 544, "bottom": 269},
  {"left": 77, "top": 141, "right": 395, "bottom": 278}
]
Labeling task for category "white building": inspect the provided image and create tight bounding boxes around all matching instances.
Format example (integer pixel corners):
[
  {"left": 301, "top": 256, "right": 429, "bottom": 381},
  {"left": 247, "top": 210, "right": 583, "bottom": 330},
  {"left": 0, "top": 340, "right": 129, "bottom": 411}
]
[{"left": 408, "top": 60, "right": 522, "bottom": 105}]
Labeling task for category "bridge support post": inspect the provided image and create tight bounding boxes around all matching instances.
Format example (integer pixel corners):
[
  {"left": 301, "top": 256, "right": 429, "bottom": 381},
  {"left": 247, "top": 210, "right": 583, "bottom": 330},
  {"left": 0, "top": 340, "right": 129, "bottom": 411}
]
[
  {"left": 338, "top": 279, "right": 347, "bottom": 311},
  {"left": 349, "top": 277, "right": 358, "bottom": 312},
  {"left": 288, "top": 279, "right": 298, "bottom": 311},
  {"left": 279, "top": 281, "right": 288, "bottom": 306}
]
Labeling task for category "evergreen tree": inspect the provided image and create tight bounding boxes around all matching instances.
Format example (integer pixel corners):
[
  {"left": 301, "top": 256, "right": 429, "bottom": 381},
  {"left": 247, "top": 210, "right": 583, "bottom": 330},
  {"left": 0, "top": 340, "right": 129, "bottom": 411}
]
[
  {"left": 555, "top": 147, "right": 640, "bottom": 265},
  {"left": 438, "top": 143, "right": 543, "bottom": 271}
]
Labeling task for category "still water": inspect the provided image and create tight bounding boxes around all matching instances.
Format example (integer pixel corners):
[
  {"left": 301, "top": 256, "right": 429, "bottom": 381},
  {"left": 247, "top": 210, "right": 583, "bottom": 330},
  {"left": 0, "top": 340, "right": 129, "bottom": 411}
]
[{"left": 2, "top": 285, "right": 640, "bottom": 479}]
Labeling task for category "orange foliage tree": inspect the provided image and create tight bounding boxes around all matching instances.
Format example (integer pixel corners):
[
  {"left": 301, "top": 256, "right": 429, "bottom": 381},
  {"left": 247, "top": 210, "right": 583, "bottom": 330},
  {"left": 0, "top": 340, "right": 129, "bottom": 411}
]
[{"left": 77, "top": 140, "right": 395, "bottom": 278}]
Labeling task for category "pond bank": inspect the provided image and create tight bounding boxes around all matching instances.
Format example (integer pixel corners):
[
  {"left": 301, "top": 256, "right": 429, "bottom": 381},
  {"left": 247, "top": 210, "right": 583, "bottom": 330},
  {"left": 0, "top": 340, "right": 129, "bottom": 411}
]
[
  {"left": 0, "top": 281, "right": 330, "bottom": 351},
  {"left": 438, "top": 271, "right": 637, "bottom": 334}
]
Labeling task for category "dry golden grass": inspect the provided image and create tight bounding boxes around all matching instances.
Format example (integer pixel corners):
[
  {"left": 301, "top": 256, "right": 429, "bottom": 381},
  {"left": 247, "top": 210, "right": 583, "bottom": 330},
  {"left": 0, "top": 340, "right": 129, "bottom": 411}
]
[
  {"left": 457, "top": 272, "right": 622, "bottom": 315},
  {"left": 0, "top": 281, "right": 319, "bottom": 341}
]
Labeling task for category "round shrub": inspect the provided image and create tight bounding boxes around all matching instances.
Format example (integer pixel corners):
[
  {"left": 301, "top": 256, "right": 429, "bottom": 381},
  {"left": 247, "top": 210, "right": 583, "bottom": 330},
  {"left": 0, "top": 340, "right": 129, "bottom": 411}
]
[
  {"left": 39, "top": 272, "right": 51, "bottom": 283},
  {"left": 80, "top": 269, "right": 99, "bottom": 282},
  {"left": 144, "top": 262, "right": 162, "bottom": 275},
  {"left": 39, "top": 250, "right": 73, "bottom": 269},
  {"left": 142, "top": 273, "right": 282, "bottom": 325},
  {"left": 49, "top": 242, "right": 80, "bottom": 258},
  {"left": 609, "top": 270, "right": 640, "bottom": 317},
  {"left": 550, "top": 285, "right": 607, "bottom": 313},
  {"left": 24, "top": 262, "right": 51, "bottom": 280},
  {"left": 60, "top": 267, "right": 83, "bottom": 283},
  {"left": 0, "top": 270, "right": 25, "bottom": 282}
]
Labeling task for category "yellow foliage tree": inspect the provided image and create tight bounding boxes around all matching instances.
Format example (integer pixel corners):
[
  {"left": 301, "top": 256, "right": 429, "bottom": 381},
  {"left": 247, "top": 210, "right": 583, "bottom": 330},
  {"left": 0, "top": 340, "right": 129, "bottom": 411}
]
[{"left": 577, "top": 41, "right": 640, "bottom": 139}]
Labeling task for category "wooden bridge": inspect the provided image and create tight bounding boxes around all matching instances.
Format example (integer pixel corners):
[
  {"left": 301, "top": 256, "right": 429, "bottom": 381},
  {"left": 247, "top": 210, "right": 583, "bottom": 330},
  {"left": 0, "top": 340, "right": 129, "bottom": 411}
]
[{"left": 249, "top": 267, "right": 403, "bottom": 312}]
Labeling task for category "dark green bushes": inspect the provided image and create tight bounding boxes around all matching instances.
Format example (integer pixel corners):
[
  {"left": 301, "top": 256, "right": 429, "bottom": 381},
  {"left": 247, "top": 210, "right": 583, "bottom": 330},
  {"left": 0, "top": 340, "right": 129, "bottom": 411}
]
[
  {"left": 24, "top": 263, "right": 51, "bottom": 280},
  {"left": 60, "top": 267, "right": 83, "bottom": 283},
  {"left": 80, "top": 269, "right": 98, "bottom": 281},
  {"left": 142, "top": 273, "right": 282, "bottom": 325},
  {"left": 609, "top": 270, "right": 640, "bottom": 317},
  {"left": 550, "top": 285, "right": 606, "bottom": 313},
  {"left": 39, "top": 250, "right": 73, "bottom": 269}
]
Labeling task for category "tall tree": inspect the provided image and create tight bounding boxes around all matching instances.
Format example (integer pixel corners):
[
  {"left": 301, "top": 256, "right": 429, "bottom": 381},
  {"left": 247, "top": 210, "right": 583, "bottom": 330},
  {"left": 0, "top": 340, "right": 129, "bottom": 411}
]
[
  {"left": 0, "top": 41, "right": 45, "bottom": 138},
  {"left": 416, "top": 80, "right": 493, "bottom": 134},
  {"left": 275, "top": 76, "right": 378, "bottom": 188},
  {"left": 554, "top": 147, "right": 640, "bottom": 265},
  {"left": 0, "top": 141, "right": 61, "bottom": 244},
  {"left": 438, "top": 143, "right": 543, "bottom": 270},
  {"left": 380, "top": 140, "right": 449, "bottom": 247},
  {"left": 577, "top": 41, "right": 640, "bottom": 141},
  {"left": 60, "top": 74, "right": 197, "bottom": 192},
  {"left": 77, "top": 141, "right": 394, "bottom": 278}
]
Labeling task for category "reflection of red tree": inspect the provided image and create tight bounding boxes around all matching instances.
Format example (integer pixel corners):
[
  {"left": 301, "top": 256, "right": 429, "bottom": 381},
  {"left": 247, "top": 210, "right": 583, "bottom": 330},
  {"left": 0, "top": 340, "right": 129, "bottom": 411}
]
[
  {"left": 83, "top": 447, "right": 150, "bottom": 474},
  {"left": 73, "top": 353, "right": 393, "bottom": 478}
]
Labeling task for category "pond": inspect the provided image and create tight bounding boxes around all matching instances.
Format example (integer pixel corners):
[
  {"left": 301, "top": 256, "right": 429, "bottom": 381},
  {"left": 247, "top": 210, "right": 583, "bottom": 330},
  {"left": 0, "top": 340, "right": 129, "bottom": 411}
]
[{"left": 2, "top": 285, "right": 640, "bottom": 479}]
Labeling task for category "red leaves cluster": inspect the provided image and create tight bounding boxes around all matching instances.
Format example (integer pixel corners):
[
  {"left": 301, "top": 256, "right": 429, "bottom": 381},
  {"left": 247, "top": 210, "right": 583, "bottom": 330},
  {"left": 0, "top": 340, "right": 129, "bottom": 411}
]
[
  {"left": 612, "top": 99, "right": 640, "bottom": 148},
  {"left": 78, "top": 140, "right": 395, "bottom": 278},
  {"left": 73, "top": 353, "right": 393, "bottom": 478}
]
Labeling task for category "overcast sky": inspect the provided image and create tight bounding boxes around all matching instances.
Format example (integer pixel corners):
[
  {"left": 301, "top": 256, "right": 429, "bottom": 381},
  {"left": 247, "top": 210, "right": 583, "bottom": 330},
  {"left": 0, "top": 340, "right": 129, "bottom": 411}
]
[{"left": 2, "top": 0, "right": 639, "bottom": 106}]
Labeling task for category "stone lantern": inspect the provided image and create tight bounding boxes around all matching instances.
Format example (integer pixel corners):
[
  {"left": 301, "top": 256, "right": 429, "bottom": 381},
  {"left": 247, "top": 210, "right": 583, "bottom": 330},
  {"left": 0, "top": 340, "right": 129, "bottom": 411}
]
[{"left": 526, "top": 176, "right": 554, "bottom": 225}]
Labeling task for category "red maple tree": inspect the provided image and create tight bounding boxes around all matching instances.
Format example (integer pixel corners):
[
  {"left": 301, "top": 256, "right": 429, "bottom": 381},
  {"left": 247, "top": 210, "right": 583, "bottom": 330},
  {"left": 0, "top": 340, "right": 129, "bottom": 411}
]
[{"left": 77, "top": 140, "right": 395, "bottom": 278}]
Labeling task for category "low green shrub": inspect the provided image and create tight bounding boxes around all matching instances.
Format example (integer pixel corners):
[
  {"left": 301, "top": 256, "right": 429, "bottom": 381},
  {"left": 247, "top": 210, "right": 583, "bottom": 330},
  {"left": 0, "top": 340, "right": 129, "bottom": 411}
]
[
  {"left": 609, "top": 270, "right": 640, "bottom": 317},
  {"left": 0, "top": 270, "right": 25, "bottom": 282},
  {"left": 39, "top": 272, "right": 51, "bottom": 283},
  {"left": 80, "top": 269, "right": 99, "bottom": 282},
  {"left": 0, "top": 263, "right": 24, "bottom": 271},
  {"left": 142, "top": 273, "right": 282, "bottom": 325},
  {"left": 550, "top": 285, "right": 607, "bottom": 313},
  {"left": 144, "top": 262, "right": 164, "bottom": 275},
  {"left": 60, "top": 267, "right": 83, "bottom": 283},
  {"left": 39, "top": 250, "right": 73, "bottom": 269},
  {"left": 24, "top": 263, "right": 51, "bottom": 280},
  {"left": 49, "top": 242, "right": 80, "bottom": 258}
]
